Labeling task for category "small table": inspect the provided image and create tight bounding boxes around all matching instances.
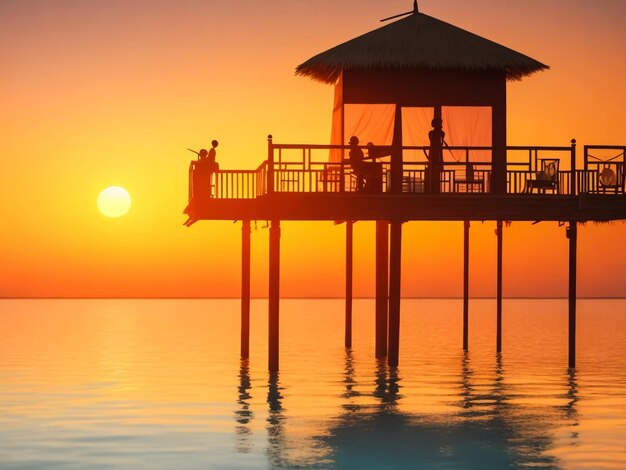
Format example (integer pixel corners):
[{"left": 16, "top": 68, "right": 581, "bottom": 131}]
[{"left": 524, "top": 178, "right": 558, "bottom": 194}]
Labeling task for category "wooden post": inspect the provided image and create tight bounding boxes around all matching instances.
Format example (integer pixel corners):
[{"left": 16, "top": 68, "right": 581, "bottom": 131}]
[
  {"left": 570, "top": 139, "right": 577, "bottom": 195},
  {"left": 268, "top": 220, "right": 280, "bottom": 372},
  {"left": 388, "top": 221, "right": 402, "bottom": 367},
  {"left": 496, "top": 220, "right": 503, "bottom": 353},
  {"left": 567, "top": 222, "right": 577, "bottom": 368},
  {"left": 492, "top": 79, "right": 507, "bottom": 194},
  {"left": 463, "top": 221, "right": 470, "bottom": 351},
  {"left": 390, "top": 104, "right": 403, "bottom": 193},
  {"left": 267, "top": 135, "right": 274, "bottom": 194},
  {"left": 241, "top": 220, "right": 251, "bottom": 359},
  {"left": 375, "top": 220, "right": 389, "bottom": 357},
  {"left": 345, "top": 221, "right": 353, "bottom": 348}
]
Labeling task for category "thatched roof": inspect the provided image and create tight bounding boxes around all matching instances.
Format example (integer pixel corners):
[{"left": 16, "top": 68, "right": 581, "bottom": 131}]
[{"left": 296, "top": 11, "right": 548, "bottom": 84}]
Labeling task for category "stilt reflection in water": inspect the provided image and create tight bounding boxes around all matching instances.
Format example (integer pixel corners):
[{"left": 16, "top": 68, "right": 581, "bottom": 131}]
[
  {"left": 318, "top": 353, "right": 576, "bottom": 469},
  {"left": 235, "top": 359, "right": 254, "bottom": 453},
  {"left": 266, "top": 371, "right": 286, "bottom": 468},
  {"left": 341, "top": 349, "right": 360, "bottom": 409},
  {"left": 373, "top": 359, "right": 402, "bottom": 409},
  {"left": 562, "top": 369, "right": 580, "bottom": 445}
]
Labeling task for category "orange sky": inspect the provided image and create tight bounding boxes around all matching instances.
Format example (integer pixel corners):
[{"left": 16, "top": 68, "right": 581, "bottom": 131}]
[{"left": 1, "top": 0, "right": 625, "bottom": 298}]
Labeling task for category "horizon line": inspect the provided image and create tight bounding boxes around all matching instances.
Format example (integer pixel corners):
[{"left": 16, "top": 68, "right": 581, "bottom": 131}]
[{"left": 2, "top": 296, "right": 626, "bottom": 300}]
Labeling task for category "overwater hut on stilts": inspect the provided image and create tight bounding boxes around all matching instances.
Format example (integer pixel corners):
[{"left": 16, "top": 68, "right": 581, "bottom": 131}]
[{"left": 184, "top": 2, "right": 626, "bottom": 372}]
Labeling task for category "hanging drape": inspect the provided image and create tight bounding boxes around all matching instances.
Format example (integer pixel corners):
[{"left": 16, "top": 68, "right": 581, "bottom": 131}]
[
  {"left": 442, "top": 106, "right": 492, "bottom": 162},
  {"left": 330, "top": 94, "right": 492, "bottom": 163}
]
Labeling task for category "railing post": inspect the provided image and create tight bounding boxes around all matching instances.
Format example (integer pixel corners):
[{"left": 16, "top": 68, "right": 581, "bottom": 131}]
[
  {"left": 267, "top": 135, "right": 274, "bottom": 195},
  {"left": 570, "top": 139, "right": 577, "bottom": 195},
  {"left": 340, "top": 147, "right": 345, "bottom": 193},
  {"left": 391, "top": 105, "right": 403, "bottom": 193}
]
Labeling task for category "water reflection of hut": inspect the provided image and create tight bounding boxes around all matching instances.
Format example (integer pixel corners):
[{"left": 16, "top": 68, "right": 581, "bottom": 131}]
[
  {"left": 313, "top": 353, "right": 575, "bottom": 469},
  {"left": 249, "top": 351, "right": 579, "bottom": 468}
]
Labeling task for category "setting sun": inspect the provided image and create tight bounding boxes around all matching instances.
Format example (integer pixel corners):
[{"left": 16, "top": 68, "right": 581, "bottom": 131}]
[{"left": 97, "top": 186, "right": 131, "bottom": 218}]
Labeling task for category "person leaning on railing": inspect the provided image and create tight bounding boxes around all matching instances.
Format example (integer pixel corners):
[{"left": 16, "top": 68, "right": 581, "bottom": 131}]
[
  {"left": 426, "top": 118, "right": 445, "bottom": 194},
  {"left": 192, "top": 140, "right": 220, "bottom": 199},
  {"left": 206, "top": 140, "right": 219, "bottom": 197}
]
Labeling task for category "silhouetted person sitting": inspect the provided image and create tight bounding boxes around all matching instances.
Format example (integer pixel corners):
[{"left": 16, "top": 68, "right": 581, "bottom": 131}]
[
  {"left": 349, "top": 136, "right": 366, "bottom": 191},
  {"left": 427, "top": 118, "right": 445, "bottom": 194},
  {"left": 192, "top": 148, "right": 211, "bottom": 199},
  {"left": 348, "top": 136, "right": 382, "bottom": 193}
]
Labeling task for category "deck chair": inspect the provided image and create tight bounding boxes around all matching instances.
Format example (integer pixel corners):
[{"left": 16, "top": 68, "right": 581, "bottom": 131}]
[
  {"left": 527, "top": 158, "right": 560, "bottom": 194},
  {"left": 596, "top": 162, "right": 624, "bottom": 194},
  {"left": 454, "top": 163, "right": 485, "bottom": 193}
]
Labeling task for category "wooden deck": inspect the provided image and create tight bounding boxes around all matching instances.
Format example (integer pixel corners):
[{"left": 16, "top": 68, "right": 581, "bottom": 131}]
[
  {"left": 189, "top": 193, "right": 626, "bottom": 222},
  {"left": 185, "top": 142, "right": 626, "bottom": 223}
]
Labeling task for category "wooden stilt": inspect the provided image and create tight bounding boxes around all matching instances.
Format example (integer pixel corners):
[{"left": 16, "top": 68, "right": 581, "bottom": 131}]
[
  {"left": 241, "top": 220, "right": 251, "bottom": 359},
  {"left": 567, "top": 221, "right": 577, "bottom": 368},
  {"left": 345, "top": 221, "right": 353, "bottom": 348},
  {"left": 268, "top": 220, "right": 280, "bottom": 372},
  {"left": 496, "top": 220, "right": 503, "bottom": 353},
  {"left": 375, "top": 220, "right": 389, "bottom": 357},
  {"left": 463, "top": 220, "right": 470, "bottom": 351},
  {"left": 388, "top": 221, "right": 402, "bottom": 367}
]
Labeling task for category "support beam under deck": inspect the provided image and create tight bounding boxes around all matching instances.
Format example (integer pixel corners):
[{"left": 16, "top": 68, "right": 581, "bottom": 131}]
[
  {"left": 496, "top": 220, "right": 503, "bottom": 353},
  {"left": 241, "top": 220, "right": 251, "bottom": 359},
  {"left": 568, "top": 221, "right": 578, "bottom": 368},
  {"left": 388, "top": 221, "right": 402, "bottom": 368},
  {"left": 268, "top": 220, "right": 280, "bottom": 372},
  {"left": 345, "top": 221, "right": 353, "bottom": 348},
  {"left": 463, "top": 221, "right": 470, "bottom": 351},
  {"left": 376, "top": 221, "right": 389, "bottom": 357}
]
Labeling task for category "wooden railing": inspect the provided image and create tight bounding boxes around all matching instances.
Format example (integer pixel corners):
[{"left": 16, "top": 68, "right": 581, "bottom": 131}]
[
  {"left": 188, "top": 140, "right": 626, "bottom": 200},
  {"left": 188, "top": 161, "right": 267, "bottom": 200}
]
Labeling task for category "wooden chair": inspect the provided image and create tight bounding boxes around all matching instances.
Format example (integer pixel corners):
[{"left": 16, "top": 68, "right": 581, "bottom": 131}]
[
  {"left": 596, "top": 162, "right": 624, "bottom": 194},
  {"left": 454, "top": 163, "right": 485, "bottom": 193},
  {"left": 526, "top": 158, "right": 560, "bottom": 194}
]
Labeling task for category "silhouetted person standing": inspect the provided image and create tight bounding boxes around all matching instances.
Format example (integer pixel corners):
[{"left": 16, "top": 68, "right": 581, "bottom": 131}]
[
  {"left": 206, "top": 140, "right": 219, "bottom": 198},
  {"left": 427, "top": 118, "right": 445, "bottom": 193}
]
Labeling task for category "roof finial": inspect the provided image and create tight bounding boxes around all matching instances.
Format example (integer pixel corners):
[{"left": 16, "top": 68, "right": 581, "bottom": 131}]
[{"left": 380, "top": 2, "right": 419, "bottom": 22}]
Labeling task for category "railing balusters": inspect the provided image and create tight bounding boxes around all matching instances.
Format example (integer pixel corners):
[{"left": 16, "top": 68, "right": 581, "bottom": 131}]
[{"left": 188, "top": 143, "right": 617, "bottom": 199}]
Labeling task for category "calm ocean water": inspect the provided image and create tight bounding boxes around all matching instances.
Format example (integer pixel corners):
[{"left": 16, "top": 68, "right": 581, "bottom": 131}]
[{"left": 0, "top": 299, "right": 625, "bottom": 469}]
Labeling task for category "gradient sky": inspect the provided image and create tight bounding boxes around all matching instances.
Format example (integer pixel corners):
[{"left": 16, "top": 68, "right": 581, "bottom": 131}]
[{"left": 1, "top": 0, "right": 625, "bottom": 298}]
